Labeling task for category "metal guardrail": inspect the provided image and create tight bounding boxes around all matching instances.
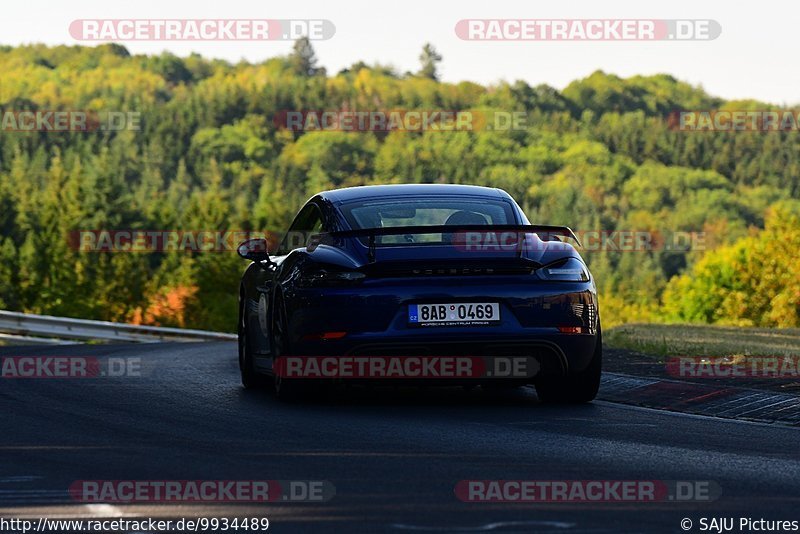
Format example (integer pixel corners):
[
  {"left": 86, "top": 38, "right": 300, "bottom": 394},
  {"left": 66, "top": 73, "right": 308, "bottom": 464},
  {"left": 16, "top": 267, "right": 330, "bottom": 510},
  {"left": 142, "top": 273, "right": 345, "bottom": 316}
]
[{"left": 0, "top": 310, "right": 236, "bottom": 344}]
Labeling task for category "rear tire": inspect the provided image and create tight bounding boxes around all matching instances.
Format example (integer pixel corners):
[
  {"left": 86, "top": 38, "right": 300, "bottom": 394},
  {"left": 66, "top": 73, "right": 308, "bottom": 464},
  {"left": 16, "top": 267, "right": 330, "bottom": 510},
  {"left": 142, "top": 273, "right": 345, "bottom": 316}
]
[
  {"left": 535, "top": 326, "right": 602, "bottom": 403},
  {"left": 272, "top": 295, "right": 306, "bottom": 401},
  {"left": 239, "top": 297, "right": 267, "bottom": 389}
]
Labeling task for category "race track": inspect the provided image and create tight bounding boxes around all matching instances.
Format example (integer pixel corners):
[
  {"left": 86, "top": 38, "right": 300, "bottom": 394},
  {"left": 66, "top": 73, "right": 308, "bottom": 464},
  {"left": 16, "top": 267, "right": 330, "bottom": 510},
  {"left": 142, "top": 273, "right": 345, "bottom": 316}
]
[{"left": 1, "top": 342, "right": 798, "bottom": 533}]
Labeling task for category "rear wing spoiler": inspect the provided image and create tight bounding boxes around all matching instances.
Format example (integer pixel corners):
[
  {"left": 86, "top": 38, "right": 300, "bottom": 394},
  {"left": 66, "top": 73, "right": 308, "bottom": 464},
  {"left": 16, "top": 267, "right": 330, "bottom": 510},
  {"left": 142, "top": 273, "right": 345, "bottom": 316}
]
[{"left": 307, "top": 224, "right": 581, "bottom": 262}]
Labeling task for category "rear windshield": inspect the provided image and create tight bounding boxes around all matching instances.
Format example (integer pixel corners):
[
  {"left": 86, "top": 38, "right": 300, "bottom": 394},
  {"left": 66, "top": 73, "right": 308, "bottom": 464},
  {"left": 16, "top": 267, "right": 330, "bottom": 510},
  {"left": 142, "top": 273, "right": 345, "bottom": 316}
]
[{"left": 339, "top": 197, "right": 517, "bottom": 245}]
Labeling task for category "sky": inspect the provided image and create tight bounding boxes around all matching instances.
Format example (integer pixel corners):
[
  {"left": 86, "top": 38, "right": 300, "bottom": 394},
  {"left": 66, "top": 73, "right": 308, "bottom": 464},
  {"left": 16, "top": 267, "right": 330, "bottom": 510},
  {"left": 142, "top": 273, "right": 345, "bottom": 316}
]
[{"left": 2, "top": 0, "right": 797, "bottom": 105}]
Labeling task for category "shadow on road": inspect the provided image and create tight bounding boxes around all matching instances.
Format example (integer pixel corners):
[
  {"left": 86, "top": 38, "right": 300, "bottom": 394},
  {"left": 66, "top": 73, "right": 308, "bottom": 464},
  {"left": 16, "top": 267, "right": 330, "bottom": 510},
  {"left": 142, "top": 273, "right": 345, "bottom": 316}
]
[{"left": 235, "top": 381, "right": 601, "bottom": 413}]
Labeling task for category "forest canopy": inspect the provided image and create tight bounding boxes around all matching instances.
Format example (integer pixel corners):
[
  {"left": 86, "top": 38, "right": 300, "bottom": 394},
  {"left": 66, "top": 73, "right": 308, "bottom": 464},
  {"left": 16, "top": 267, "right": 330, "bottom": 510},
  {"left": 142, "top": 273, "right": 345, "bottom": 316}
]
[{"left": 0, "top": 42, "right": 797, "bottom": 331}]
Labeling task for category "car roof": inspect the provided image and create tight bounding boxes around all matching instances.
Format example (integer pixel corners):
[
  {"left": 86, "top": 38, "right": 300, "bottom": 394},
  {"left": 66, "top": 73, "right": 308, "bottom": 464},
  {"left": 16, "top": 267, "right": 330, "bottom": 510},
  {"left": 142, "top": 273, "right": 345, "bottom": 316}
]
[{"left": 317, "top": 184, "right": 510, "bottom": 203}]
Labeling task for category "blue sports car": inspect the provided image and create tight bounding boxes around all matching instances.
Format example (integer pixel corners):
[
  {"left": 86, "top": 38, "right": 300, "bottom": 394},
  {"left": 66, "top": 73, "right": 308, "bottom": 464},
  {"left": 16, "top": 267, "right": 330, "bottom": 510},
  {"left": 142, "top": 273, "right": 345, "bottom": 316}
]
[{"left": 237, "top": 184, "right": 601, "bottom": 402}]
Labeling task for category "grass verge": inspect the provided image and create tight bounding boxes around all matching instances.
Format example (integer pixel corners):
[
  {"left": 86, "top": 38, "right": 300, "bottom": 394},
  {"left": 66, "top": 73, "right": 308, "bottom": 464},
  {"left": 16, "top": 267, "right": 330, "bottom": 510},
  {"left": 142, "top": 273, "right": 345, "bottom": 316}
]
[{"left": 605, "top": 323, "right": 800, "bottom": 359}]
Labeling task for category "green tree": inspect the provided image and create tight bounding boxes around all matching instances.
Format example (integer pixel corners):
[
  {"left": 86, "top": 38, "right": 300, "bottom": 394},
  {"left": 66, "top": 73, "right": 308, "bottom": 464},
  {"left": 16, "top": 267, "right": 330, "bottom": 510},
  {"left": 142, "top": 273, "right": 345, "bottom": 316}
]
[
  {"left": 288, "top": 37, "right": 324, "bottom": 77},
  {"left": 417, "top": 43, "right": 442, "bottom": 80}
]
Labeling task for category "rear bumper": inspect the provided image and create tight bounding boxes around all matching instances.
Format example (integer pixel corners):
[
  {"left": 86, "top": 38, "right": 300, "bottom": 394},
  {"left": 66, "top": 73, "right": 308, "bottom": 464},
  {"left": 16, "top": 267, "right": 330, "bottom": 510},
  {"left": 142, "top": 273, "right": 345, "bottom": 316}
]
[{"left": 282, "top": 276, "right": 599, "bottom": 378}]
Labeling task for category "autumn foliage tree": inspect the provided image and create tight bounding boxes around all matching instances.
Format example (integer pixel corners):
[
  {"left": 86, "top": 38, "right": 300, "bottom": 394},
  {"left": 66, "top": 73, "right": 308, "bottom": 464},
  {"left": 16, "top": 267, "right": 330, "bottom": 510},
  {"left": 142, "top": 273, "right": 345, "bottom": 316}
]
[{"left": 0, "top": 42, "right": 798, "bottom": 330}]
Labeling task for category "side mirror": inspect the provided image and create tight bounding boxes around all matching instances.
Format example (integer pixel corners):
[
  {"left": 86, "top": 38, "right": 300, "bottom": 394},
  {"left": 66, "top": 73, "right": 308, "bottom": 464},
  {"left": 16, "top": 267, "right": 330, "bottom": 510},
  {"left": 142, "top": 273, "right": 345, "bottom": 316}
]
[{"left": 237, "top": 238, "right": 274, "bottom": 266}]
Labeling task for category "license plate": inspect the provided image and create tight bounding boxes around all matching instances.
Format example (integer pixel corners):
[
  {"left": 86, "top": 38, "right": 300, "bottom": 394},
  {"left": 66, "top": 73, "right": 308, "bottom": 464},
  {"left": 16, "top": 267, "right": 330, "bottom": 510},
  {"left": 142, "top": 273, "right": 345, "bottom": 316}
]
[{"left": 408, "top": 303, "right": 500, "bottom": 326}]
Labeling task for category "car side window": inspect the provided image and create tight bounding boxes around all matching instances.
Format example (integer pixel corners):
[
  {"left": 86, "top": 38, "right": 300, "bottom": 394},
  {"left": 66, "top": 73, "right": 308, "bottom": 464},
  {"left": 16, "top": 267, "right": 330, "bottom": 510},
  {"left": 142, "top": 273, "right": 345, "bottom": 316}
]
[{"left": 276, "top": 203, "right": 324, "bottom": 255}]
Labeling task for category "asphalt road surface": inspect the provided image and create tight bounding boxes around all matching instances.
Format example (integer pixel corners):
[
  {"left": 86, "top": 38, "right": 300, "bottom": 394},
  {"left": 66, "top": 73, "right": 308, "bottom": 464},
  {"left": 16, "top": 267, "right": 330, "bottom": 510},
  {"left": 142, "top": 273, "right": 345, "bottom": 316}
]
[{"left": 1, "top": 342, "right": 798, "bottom": 533}]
